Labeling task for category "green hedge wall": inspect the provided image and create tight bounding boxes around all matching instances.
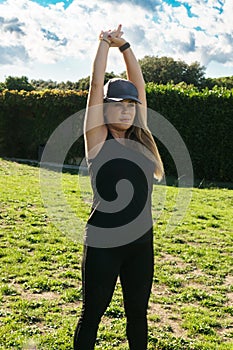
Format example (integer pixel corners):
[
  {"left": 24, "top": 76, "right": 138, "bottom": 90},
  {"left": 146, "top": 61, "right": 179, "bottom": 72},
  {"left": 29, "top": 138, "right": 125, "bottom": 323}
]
[
  {"left": 146, "top": 83, "right": 233, "bottom": 183},
  {"left": 0, "top": 85, "right": 232, "bottom": 183},
  {"left": 0, "top": 89, "right": 87, "bottom": 162}
]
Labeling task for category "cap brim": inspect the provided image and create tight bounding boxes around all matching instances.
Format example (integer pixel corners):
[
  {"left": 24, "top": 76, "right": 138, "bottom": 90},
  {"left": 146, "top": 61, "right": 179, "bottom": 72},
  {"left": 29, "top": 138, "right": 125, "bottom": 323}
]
[{"left": 104, "top": 96, "right": 142, "bottom": 104}]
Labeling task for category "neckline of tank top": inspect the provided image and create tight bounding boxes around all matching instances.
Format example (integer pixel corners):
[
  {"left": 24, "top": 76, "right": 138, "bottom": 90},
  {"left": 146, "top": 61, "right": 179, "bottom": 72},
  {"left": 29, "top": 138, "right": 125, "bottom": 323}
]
[
  {"left": 87, "top": 129, "right": 155, "bottom": 169},
  {"left": 87, "top": 130, "right": 126, "bottom": 163},
  {"left": 107, "top": 129, "right": 129, "bottom": 146}
]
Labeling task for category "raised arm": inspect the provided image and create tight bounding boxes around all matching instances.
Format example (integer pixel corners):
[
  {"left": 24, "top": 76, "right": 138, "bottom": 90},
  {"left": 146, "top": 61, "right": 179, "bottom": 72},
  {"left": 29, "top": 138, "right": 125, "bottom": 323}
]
[
  {"left": 109, "top": 25, "right": 146, "bottom": 107},
  {"left": 83, "top": 33, "right": 110, "bottom": 159},
  {"left": 122, "top": 45, "right": 146, "bottom": 108},
  {"left": 110, "top": 26, "right": 147, "bottom": 121},
  {"left": 84, "top": 26, "right": 123, "bottom": 159}
]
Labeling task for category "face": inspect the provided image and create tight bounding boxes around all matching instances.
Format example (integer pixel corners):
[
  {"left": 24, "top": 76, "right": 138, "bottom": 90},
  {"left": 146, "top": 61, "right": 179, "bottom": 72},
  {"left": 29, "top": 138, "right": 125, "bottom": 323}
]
[{"left": 104, "top": 99, "right": 136, "bottom": 131}]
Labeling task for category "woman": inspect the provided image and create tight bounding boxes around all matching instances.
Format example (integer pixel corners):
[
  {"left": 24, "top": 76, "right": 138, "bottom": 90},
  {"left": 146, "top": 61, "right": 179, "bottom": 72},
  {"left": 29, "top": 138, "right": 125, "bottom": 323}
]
[{"left": 73, "top": 25, "right": 164, "bottom": 349}]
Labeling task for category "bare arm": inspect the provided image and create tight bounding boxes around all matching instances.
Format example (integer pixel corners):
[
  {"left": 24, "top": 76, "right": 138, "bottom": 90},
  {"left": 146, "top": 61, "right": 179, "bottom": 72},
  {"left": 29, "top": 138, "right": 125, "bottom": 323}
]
[
  {"left": 110, "top": 28, "right": 147, "bottom": 121},
  {"left": 84, "top": 37, "right": 109, "bottom": 159},
  {"left": 84, "top": 27, "right": 123, "bottom": 159},
  {"left": 122, "top": 48, "right": 147, "bottom": 108}
]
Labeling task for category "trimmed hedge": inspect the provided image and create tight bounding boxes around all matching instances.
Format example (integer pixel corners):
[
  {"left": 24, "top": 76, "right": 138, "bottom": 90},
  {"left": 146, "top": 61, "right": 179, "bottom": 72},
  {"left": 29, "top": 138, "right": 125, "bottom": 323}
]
[
  {"left": 0, "top": 89, "right": 87, "bottom": 162},
  {"left": 146, "top": 83, "right": 233, "bottom": 183},
  {"left": 0, "top": 85, "right": 232, "bottom": 182}
]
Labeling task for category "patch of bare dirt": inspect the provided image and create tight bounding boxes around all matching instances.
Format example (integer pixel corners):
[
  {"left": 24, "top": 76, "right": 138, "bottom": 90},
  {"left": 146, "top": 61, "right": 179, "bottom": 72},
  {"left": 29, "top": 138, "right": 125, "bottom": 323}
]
[
  {"left": 13, "top": 283, "right": 61, "bottom": 301},
  {"left": 148, "top": 302, "right": 187, "bottom": 338},
  {"left": 224, "top": 275, "right": 233, "bottom": 287}
]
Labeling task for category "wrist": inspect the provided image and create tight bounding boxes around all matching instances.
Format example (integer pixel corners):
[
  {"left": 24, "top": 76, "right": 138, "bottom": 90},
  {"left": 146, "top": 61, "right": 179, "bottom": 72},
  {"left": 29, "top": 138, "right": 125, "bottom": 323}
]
[
  {"left": 99, "top": 37, "right": 111, "bottom": 47},
  {"left": 119, "top": 42, "right": 130, "bottom": 53}
]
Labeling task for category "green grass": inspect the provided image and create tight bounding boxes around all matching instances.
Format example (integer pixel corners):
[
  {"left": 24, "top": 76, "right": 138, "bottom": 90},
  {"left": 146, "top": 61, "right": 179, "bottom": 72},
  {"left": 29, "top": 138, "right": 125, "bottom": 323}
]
[{"left": 0, "top": 158, "right": 233, "bottom": 349}]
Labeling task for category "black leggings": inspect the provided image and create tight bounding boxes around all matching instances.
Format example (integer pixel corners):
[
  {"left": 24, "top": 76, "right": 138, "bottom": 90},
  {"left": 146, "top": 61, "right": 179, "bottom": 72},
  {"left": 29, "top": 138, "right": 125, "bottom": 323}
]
[{"left": 73, "top": 238, "right": 154, "bottom": 350}]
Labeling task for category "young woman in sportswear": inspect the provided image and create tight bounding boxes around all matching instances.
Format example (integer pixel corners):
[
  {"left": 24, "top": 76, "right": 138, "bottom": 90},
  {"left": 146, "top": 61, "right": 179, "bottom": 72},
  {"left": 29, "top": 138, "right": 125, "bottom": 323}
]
[{"left": 73, "top": 24, "right": 164, "bottom": 350}]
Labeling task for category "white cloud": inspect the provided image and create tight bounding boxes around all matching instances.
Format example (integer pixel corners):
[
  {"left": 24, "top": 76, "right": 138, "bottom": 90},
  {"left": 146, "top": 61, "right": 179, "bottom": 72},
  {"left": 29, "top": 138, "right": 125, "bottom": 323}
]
[
  {"left": 0, "top": 0, "right": 232, "bottom": 81},
  {"left": 0, "top": 45, "right": 29, "bottom": 64}
]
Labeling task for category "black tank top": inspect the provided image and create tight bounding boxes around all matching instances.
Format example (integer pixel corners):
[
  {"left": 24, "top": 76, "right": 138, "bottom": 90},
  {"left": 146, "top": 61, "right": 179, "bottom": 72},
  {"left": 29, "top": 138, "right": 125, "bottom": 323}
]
[{"left": 85, "top": 130, "right": 155, "bottom": 247}]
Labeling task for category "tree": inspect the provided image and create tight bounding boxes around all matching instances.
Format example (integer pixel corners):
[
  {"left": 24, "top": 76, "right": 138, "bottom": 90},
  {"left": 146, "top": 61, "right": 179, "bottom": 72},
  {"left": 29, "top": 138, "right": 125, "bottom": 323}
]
[
  {"left": 201, "top": 76, "right": 233, "bottom": 89},
  {"left": 75, "top": 71, "right": 118, "bottom": 91},
  {"left": 29, "top": 72, "right": 118, "bottom": 91},
  {"left": 104, "top": 72, "right": 118, "bottom": 84},
  {"left": 0, "top": 82, "right": 6, "bottom": 92},
  {"left": 184, "top": 61, "right": 206, "bottom": 86},
  {"left": 135, "top": 56, "right": 206, "bottom": 86},
  {"left": 75, "top": 76, "right": 90, "bottom": 90},
  {"left": 5, "top": 76, "right": 34, "bottom": 91}
]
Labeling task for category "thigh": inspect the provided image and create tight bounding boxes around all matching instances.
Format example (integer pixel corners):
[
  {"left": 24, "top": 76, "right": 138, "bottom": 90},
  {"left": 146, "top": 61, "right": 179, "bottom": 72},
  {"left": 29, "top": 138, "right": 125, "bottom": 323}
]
[
  {"left": 82, "top": 245, "right": 121, "bottom": 313},
  {"left": 120, "top": 240, "right": 154, "bottom": 308}
]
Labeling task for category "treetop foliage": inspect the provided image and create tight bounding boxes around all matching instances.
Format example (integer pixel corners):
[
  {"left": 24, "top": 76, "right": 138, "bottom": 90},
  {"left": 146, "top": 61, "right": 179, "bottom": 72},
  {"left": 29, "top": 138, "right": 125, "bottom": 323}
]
[
  {"left": 0, "top": 56, "right": 233, "bottom": 91},
  {"left": 138, "top": 55, "right": 206, "bottom": 86}
]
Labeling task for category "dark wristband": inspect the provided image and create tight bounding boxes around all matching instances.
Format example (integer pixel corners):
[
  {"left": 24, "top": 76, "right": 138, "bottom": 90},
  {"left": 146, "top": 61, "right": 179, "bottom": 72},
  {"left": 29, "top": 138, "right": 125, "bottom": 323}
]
[{"left": 119, "top": 42, "right": 130, "bottom": 52}]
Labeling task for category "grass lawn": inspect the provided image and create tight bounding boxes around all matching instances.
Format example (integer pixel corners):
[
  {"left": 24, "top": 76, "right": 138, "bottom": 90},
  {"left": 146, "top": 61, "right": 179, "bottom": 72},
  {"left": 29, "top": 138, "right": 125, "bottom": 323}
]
[{"left": 0, "top": 158, "right": 233, "bottom": 350}]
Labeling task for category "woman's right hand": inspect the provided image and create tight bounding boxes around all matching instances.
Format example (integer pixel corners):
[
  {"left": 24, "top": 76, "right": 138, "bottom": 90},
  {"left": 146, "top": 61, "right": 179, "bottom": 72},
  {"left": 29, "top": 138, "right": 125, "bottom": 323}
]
[{"left": 99, "top": 29, "right": 111, "bottom": 42}]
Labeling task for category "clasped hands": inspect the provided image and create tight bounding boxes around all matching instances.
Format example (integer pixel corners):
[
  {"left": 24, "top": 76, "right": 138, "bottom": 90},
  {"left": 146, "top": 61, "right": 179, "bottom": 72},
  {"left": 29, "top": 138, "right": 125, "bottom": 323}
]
[{"left": 99, "top": 24, "right": 126, "bottom": 48}]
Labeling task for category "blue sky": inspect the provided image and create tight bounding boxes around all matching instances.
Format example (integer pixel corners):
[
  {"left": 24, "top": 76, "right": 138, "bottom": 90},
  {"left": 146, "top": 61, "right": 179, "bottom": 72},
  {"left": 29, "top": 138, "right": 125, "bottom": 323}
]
[
  {"left": 0, "top": 0, "right": 233, "bottom": 82},
  {"left": 30, "top": 0, "right": 73, "bottom": 9}
]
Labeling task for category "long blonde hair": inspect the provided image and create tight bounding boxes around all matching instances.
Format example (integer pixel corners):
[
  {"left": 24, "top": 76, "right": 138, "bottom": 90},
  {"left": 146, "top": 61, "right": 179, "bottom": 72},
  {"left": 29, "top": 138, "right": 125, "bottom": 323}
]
[{"left": 125, "top": 107, "right": 164, "bottom": 181}]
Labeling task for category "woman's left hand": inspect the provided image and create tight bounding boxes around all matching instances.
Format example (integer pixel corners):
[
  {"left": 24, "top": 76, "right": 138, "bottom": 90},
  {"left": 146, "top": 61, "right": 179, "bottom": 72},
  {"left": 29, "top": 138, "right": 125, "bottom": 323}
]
[
  {"left": 108, "top": 24, "right": 125, "bottom": 47},
  {"left": 99, "top": 24, "right": 126, "bottom": 47}
]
